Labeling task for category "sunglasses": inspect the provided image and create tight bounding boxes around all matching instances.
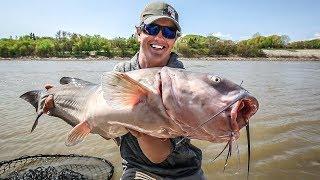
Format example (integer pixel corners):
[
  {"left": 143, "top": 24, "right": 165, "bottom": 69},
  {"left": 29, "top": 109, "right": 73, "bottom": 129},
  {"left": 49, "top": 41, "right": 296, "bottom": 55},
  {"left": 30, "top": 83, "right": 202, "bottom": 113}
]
[{"left": 141, "top": 23, "right": 178, "bottom": 39}]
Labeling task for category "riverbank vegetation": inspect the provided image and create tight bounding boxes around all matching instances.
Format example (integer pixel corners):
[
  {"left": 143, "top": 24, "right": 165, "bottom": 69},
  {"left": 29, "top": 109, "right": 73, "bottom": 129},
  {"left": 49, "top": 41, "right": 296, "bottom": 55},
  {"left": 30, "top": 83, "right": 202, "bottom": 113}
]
[{"left": 0, "top": 31, "right": 319, "bottom": 59}]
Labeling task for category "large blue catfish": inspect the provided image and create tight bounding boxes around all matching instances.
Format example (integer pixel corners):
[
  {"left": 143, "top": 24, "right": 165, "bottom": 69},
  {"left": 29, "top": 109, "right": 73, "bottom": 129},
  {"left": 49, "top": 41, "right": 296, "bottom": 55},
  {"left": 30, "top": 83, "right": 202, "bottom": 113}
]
[{"left": 20, "top": 67, "right": 258, "bottom": 146}]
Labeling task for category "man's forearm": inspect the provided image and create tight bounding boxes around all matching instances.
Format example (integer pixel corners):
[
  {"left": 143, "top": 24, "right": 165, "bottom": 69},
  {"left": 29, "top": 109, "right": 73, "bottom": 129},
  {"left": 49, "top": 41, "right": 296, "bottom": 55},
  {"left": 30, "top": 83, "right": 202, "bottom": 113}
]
[
  {"left": 128, "top": 129, "right": 172, "bottom": 163},
  {"left": 137, "top": 135, "right": 172, "bottom": 163}
]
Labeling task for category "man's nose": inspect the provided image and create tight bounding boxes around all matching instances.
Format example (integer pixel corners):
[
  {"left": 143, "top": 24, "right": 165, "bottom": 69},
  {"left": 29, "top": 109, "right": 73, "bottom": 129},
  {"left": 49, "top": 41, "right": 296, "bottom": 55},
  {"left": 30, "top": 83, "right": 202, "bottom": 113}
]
[{"left": 154, "top": 30, "right": 166, "bottom": 41}]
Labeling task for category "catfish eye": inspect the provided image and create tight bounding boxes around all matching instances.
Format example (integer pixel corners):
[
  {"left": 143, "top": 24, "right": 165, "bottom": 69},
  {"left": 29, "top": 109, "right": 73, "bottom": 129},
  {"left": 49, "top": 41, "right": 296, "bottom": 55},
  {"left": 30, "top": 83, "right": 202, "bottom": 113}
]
[{"left": 209, "top": 75, "right": 221, "bottom": 84}]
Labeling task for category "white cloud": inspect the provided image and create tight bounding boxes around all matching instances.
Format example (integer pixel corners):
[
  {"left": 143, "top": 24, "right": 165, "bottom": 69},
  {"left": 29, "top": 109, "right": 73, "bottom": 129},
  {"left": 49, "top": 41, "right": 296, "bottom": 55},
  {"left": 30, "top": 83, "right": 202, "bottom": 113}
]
[
  {"left": 210, "top": 32, "right": 232, "bottom": 40},
  {"left": 239, "top": 36, "right": 251, "bottom": 41},
  {"left": 315, "top": 32, "right": 320, "bottom": 38}
]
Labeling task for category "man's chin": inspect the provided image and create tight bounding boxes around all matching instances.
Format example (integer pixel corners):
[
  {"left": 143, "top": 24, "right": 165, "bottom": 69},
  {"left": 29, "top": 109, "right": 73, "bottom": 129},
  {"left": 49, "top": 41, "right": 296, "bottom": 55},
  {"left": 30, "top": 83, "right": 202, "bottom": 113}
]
[{"left": 149, "top": 49, "right": 166, "bottom": 56}]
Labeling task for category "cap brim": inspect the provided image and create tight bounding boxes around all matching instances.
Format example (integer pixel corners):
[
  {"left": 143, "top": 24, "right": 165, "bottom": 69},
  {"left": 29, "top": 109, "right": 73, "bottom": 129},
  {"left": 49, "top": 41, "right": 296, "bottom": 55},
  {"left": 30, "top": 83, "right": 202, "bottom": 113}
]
[{"left": 143, "top": 16, "right": 181, "bottom": 32}]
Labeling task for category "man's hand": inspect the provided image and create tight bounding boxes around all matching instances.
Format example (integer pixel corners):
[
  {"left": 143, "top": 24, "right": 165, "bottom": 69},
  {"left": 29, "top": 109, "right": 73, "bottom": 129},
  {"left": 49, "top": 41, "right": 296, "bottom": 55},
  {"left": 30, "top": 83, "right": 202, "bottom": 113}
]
[{"left": 43, "top": 84, "right": 54, "bottom": 113}]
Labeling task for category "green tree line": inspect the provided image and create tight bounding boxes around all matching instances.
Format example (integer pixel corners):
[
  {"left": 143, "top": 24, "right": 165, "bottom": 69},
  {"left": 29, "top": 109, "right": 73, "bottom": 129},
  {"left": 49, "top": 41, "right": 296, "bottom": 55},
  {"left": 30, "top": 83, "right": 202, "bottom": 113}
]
[
  {"left": 0, "top": 31, "right": 139, "bottom": 58},
  {"left": 0, "top": 31, "right": 319, "bottom": 58}
]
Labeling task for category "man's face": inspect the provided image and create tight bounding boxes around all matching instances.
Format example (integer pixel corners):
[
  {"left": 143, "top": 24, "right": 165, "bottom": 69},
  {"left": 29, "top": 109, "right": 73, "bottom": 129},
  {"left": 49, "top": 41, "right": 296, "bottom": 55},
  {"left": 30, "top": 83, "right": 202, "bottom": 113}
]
[{"left": 138, "top": 18, "right": 177, "bottom": 66}]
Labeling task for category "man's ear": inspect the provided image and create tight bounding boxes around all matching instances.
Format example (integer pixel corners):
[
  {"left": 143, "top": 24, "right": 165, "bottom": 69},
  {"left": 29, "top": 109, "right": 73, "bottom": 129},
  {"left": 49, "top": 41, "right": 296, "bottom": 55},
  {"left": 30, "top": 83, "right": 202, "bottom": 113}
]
[
  {"left": 175, "top": 31, "right": 181, "bottom": 41},
  {"left": 135, "top": 26, "right": 142, "bottom": 42},
  {"left": 135, "top": 26, "right": 141, "bottom": 36}
]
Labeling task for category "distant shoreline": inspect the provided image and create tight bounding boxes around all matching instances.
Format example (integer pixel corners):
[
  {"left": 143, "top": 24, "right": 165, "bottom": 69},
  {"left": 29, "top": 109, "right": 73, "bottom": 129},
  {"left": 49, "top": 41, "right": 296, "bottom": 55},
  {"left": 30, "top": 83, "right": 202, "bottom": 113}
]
[
  {"left": 1, "top": 57, "right": 319, "bottom": 62},
  {"left": 1, "top": 49, "right": 320, "bottom": 61}
]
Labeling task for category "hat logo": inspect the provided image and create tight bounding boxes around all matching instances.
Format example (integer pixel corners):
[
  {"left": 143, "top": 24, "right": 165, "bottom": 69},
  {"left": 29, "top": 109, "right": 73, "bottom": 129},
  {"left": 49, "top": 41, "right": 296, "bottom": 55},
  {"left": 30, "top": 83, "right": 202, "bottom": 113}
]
[{"left": 166, "top": 6, "right": 176, "bottom": 20}]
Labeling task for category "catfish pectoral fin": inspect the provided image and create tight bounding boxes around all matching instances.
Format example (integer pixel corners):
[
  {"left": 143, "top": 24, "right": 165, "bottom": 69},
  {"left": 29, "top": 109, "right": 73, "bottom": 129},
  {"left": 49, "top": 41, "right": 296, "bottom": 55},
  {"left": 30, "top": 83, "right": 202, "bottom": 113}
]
[{"left": 65, "top": 121, "right": 91, "bottom": 146}]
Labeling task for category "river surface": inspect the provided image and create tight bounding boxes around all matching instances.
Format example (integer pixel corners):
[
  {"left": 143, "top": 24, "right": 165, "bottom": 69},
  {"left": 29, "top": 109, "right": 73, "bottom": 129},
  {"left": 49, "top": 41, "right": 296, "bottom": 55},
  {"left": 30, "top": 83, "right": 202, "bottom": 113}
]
[{"left": 0, "top": 60, "right": 319, "bottom": 180}]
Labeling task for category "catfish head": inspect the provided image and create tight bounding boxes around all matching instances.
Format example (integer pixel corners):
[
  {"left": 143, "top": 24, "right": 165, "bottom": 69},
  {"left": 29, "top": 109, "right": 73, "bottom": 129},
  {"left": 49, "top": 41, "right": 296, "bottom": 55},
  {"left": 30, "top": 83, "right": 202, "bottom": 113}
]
[{"left": 160, "top": 67, "right": 259, "bottom": 142}]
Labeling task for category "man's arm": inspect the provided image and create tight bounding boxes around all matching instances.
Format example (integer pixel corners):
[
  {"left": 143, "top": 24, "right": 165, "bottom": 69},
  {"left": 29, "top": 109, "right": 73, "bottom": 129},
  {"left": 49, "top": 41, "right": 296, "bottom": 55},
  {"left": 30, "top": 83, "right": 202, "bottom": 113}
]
[
  {"left": 114, "top": 61, "right": 173, "bottom": 163},
  {"left": 128, "top": 129, "right": 173, "bottom": 164}
]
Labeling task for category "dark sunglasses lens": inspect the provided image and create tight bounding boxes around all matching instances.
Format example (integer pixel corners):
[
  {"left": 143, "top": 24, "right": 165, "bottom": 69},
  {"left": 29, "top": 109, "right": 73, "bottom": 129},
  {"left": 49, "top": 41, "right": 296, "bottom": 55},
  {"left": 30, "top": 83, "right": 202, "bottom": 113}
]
[
  {"left": 144, "top": 24, "right": 160, "bottom": 36},
  {"left": 162, "top": 27, "right": 176, "bottom": 39}
]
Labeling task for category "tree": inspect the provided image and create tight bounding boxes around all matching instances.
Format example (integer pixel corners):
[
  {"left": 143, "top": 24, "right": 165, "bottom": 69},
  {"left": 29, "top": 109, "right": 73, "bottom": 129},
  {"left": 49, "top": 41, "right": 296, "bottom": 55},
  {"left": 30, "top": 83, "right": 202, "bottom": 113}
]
[
  {"left": 235, "top": 42, "right": 265, "bottom": 57},
  {"left": 281, "top": 35, "right": 290, "bottom": 46},
  {"left": 0, "top": 39, "right": 17, "bottom": 58},
  {"left": 252, "top": 32, "right": 261, "bottom": 38},
  {"left": 35, "top": 38, "right": 55, "bottom": 57},
  {"left": 15, "top": 39, "right": 35, "bottom": 56},
  {"left": 175, "top": 35, "right": 208, "bottom": 57}
]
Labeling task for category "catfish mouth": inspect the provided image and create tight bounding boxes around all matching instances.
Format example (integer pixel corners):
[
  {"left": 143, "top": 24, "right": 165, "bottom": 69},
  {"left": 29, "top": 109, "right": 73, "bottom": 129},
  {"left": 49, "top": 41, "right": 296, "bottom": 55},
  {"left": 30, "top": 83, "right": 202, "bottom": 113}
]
[
  {"left": 202, "top": 92, "right": 259, "bottom": 142},
  {"left": 230, "top": 96, "right": 259, "bottom": 132}
]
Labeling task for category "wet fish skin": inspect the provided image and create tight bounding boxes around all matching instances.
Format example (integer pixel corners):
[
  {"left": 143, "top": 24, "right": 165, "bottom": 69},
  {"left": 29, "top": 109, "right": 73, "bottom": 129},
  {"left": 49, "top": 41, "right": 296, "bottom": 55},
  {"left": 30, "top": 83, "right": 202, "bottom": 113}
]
[
  {"left": 20, "top": 68, "right": 180, "bottom": 145},
  {"left": 20, "top": 80, "right": 115, "bottom": 141},
  {"left": 20, "top": 67, "right": 259, "bottom": 146}
]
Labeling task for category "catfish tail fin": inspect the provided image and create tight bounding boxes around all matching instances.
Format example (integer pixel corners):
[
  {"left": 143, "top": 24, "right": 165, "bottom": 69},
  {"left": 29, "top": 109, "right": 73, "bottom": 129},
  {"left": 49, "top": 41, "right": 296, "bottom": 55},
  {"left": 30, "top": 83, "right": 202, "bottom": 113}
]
[
  {"left": 20, "top": 90, "right": 42, "bottom": 112},
  {"left": 20, "top": 90, "right": 44, "bottom": 132}
]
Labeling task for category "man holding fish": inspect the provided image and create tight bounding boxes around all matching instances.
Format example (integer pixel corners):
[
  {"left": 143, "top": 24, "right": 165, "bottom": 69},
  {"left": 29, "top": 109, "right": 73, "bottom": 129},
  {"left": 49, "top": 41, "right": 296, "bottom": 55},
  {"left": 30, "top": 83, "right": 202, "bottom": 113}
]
[
  {"left": 111, "top": 2, "right": 205, "bottom": 179},
  {"left": 43, "top": 2, "right": 205, "bottom": 179}
]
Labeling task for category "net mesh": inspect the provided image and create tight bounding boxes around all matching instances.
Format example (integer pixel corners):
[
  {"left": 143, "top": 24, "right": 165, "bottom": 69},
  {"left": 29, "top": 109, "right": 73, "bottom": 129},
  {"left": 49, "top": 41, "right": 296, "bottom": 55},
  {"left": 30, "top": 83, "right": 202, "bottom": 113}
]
[{"left": 0, "top": 154, "right": 114, "bottom": 180}]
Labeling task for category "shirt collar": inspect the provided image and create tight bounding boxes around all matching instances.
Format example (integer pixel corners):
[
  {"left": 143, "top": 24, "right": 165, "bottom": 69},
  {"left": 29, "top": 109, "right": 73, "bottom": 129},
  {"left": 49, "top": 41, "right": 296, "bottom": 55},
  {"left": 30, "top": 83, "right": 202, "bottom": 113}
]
[{"left": 131, "top": 52, "right": 179, "bottom": 69}]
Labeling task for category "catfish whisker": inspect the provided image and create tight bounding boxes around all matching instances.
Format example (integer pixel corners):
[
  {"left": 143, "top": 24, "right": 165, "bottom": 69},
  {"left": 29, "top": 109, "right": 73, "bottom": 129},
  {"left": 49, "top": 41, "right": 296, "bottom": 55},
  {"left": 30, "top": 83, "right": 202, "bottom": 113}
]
[
  {"left": 223, "top": 139, "right": 232, "bottom": 172},
  {"left": 175, "top": 136, "right": 189, "bottom": 145},
  {"left": 197, "top": 93, "right": 246, "bottom": 128},
  {"left": 222, "top": 106, "right": 235, "bottom": 172},
  {"left": 235, "top": 139, "right": 241, "bottom": 174},
  {"left": 246, "top": 122, "right": 251, "bottom": 180},
  {"left": 211, "top": 141, "right": 230, "bottom": 163}
]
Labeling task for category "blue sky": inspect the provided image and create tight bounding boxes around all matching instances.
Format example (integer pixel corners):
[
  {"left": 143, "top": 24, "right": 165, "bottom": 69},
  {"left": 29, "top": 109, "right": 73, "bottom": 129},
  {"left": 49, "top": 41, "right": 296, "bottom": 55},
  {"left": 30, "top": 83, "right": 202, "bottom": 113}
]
[{"left": 1, "top": 0, "right": 319, "bottom": 41}]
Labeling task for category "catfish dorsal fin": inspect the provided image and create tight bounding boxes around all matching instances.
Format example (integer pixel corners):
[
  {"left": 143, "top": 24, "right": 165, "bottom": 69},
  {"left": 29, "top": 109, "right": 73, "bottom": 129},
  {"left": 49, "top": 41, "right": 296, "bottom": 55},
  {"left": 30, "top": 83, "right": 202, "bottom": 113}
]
[
  {"left": 60, "top": 77, "right": 96, "bottom": 86},
  {"left": 101, "top": 72, "right": 152, "bottom": 109}
]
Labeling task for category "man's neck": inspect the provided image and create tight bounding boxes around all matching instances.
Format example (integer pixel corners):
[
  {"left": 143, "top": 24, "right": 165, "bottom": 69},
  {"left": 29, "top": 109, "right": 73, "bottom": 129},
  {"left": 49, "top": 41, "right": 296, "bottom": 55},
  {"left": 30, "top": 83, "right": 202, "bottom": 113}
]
[{"left": 138, "top": 53, "right": 170, "bottom": 69}]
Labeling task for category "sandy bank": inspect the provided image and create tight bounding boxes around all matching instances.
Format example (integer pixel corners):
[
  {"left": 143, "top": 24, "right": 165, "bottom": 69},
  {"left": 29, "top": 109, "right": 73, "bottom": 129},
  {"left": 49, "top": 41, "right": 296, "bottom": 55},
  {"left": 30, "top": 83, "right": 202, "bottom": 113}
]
[{"left": 263, "top": 49, "right": 320, "bottom": 59}]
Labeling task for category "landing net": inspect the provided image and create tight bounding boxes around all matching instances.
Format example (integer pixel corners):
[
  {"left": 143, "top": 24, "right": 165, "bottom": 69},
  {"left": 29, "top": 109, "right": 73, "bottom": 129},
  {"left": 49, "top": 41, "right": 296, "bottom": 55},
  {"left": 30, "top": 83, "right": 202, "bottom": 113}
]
[{"left": 0, "top": 154, "right": 114, "bottom": 180}]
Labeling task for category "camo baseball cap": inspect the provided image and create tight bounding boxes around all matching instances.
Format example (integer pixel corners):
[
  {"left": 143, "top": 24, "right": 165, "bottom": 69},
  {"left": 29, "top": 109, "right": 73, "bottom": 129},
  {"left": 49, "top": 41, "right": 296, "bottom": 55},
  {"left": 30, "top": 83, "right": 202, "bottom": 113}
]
[{"left": 140, "top": 1, "right": 181, "bottom": 32}]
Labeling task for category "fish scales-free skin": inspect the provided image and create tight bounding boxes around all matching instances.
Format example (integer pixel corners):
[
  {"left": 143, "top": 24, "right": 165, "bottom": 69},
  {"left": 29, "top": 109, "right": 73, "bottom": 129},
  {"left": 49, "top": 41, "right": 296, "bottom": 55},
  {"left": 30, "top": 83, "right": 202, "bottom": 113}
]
[{"left": 20, "top": 67, "right": 259, "bottom": 146}]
